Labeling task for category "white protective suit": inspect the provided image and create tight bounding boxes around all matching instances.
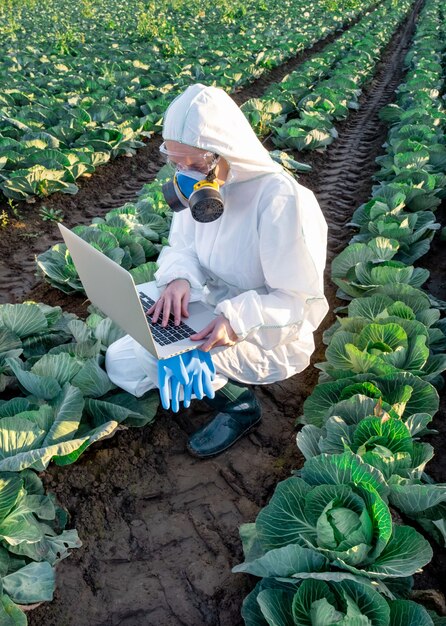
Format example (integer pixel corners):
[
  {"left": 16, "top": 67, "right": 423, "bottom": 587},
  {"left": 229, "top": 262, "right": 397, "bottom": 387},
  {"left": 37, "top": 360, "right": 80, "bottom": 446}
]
[{"left": 105, "top": 84, "right": 329, "bottom": 397}]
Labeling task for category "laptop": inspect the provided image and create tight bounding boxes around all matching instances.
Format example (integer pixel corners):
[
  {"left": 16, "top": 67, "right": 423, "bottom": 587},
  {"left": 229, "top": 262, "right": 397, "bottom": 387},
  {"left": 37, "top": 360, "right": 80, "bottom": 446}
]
[{"left": 58, "top": 223, "right": 217, "bottom": 359}]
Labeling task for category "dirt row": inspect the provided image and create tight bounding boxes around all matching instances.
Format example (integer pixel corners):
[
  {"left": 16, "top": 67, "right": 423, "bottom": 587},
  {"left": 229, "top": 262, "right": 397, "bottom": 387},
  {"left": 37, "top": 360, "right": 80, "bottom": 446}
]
[{"left": 6, "top": 1, "right": 443, "bottom": 623}]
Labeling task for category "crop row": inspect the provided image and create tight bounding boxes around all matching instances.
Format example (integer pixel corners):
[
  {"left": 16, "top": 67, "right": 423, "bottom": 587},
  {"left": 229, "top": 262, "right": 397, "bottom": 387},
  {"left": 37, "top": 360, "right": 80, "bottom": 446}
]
[
  {"left": 0, "top": 0, "right": 375, "bottom": 202},
  {"left": 242, "top": 0, "right": 414, "bottom": 150},
  {"left": 231, "top": 0, "right": 446, "bottom": 623},
  {"left": 0, "top": 299, "right": 159, "bottom": 621}
]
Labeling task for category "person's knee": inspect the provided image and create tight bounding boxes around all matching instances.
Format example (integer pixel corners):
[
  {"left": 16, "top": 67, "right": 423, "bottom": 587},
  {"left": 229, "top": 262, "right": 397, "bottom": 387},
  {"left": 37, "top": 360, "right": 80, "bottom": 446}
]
[{"left": 105, "top": 340, "right": 123, "bottom": 373}]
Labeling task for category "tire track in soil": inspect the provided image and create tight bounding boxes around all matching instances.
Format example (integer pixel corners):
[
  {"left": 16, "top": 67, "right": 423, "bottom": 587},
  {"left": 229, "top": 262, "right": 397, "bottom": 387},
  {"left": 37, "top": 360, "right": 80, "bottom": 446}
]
[
  {"left": 24, "top": 4, "right": 431, "bottom": 625},
  {"left": 1, "top": 3, "right": 377, "bottom": 305}
]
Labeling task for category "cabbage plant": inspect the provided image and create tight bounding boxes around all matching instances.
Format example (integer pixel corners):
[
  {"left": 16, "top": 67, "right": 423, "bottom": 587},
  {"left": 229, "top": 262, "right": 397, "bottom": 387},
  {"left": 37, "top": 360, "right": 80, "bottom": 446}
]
[
  {"left": 0, "top": 470, "right": 80, "bottom": 565},
  {"left": 372, "top": 173, "right": 444, "bottom": 213},
  {"left": 0, "top": 164, "right": 80, "bottom": 200},
  {"left": 0, "top": 470, "right": 81, "bottom": 622},
  {"left": 0, "top": 376, "right": 157, "bottom": 472},
  {"left": 323, "top": 294, "right": 446, "bottom": 355},
  {"left": 297, "top": 411, "right": 433, "bottom": 481},
  {"left": 330, "top": 236, "right": 434, "bottom": 300},
  {"left": 299, "top": 372, "right": 439, "bottom": 428},
  {"left": 373, "top": 140, "right": 446, "bottom": 184},
  {"left": 233, "top": 453, "right": 432, "bottom": 596},
  {"left": 272, "top": 112, "right": 338, "bottom": 151},
  {"left": 0, "top": 303, "right": 76, "bottom": 392},
  {"left": 315, "top": 318, "right": 446, "bottom": 383},
  {"left": 317, "top": 285, "right": 446, "bottom": 385},
  {"left": 36, "top": 210, "right": 163, "bottom": 295},
  {"left": 0, "top": 384, "right": 117, "bottom": 472},
  {"left": 241, "top": 99, "right": 286, "bottom": 136},
  {"left": 297, "top": 413, "right": 446, "bottom": 546},
  {"left": 0, "top": 304, "right": 158, "bottom": 471},
  {"left": 348, "top": 194, "right": 440, "bottom": 265},
  {"left": 36, "top": 182, "right": 170, "bottom": 295},
  {"left": 241, "top": 577, "right": 443, "bottom": 626},
  {"left": 388, "top": 477, "right": 446, "bottom": 547}
]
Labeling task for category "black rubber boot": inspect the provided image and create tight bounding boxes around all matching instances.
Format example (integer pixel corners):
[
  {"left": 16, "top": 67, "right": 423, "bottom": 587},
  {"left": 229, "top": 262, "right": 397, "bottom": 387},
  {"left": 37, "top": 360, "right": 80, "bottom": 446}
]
[{"left": 187, "top": 380, "right": 261, "bottom": 458}]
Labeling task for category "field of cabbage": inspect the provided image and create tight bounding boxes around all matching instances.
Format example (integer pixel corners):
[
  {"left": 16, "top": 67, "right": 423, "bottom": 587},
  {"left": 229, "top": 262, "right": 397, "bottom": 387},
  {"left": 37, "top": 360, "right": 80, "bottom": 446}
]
[{"left": 1, "top": 0, "right": 446, "bottom": 624}]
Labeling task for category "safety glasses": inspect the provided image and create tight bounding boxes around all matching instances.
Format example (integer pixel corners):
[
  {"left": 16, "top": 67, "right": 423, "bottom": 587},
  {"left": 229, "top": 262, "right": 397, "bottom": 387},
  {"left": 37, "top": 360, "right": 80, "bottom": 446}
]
[{"left": 159, "top": 141, "right": 219, "bottom": 174}]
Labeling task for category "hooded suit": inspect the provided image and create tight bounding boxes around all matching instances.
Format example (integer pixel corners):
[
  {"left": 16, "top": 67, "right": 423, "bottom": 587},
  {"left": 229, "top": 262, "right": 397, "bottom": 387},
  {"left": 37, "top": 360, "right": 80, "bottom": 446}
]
[{"left": 106, "top": 84, "right": 328, "bottom": 394}]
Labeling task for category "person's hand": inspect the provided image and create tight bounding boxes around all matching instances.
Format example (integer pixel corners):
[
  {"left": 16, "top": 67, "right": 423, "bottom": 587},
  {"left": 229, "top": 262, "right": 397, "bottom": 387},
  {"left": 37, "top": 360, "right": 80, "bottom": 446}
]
[
  {"left": 190, "top": 315, "right": 238, "bottom": 352},
  {"left": 148, "top": 278, "right": 190, "bottom": 327}
]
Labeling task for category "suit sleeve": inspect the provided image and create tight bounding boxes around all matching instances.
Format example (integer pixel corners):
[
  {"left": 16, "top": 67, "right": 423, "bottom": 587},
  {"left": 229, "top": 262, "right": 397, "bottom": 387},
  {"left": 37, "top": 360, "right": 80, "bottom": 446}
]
[{"left": 154, "top": 211, "right": 206, "bottom": 290}]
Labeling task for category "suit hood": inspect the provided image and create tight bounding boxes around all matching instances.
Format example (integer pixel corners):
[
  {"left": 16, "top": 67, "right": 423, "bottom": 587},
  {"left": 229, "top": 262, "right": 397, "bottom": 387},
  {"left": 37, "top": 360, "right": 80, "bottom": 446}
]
[{"left": 162, "top": 83, "right": 282, "bottom": 183}]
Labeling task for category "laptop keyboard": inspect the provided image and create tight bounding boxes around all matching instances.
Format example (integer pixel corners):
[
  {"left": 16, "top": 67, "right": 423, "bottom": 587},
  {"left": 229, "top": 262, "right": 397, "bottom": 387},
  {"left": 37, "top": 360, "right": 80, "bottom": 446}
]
[{"left": 138, "top": 292, "right": 196, "bottom": 346}]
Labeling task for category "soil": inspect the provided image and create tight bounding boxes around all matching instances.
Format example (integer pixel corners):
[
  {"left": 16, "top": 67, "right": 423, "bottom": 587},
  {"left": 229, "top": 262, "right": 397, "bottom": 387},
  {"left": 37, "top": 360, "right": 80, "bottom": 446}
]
[{"left": 0, "top": 1, "right": 443, "bottom": 624}]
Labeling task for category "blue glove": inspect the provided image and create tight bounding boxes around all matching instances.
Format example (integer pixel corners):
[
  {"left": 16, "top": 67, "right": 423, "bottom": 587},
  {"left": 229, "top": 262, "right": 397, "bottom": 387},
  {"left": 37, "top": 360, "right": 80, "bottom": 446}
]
[
  {"left": 183, "top": 350, "right": 216, "bottom": 408},
  {"left": 157, "top": 349, "right": 216, "bottom": 413}
]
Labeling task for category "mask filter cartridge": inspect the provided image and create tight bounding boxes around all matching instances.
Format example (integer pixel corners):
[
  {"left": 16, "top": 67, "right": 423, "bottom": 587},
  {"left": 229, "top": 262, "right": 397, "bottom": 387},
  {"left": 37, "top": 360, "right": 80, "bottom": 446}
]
[{"left": 189, "top": 180, "right": 224, "bottom": 223}]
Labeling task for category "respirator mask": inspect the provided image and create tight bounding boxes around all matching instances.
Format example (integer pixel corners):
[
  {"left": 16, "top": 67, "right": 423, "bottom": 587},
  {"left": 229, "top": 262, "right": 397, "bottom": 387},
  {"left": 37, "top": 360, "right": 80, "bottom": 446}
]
[{"left": 160, "top": 142, "right": 225, "bottom": 223}]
